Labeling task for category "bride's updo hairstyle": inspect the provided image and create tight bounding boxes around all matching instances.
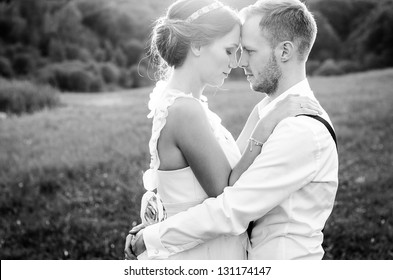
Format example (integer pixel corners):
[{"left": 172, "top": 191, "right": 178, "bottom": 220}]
[{"left": 150, "top": 0, "right": 240, "bottom": 79}]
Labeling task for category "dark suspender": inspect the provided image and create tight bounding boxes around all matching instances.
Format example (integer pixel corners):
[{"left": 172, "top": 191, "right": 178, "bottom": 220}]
[
  {"left": 246, "top": 114, "right": 338, "bottom": 239},
  {"left": 296, "top": 114, "right": 338, "bottom": 150}
]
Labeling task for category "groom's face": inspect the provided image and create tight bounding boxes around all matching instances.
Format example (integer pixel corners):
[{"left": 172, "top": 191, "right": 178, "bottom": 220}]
[{"left": 239, "top": 15, "right": 282, "bottom": 95}]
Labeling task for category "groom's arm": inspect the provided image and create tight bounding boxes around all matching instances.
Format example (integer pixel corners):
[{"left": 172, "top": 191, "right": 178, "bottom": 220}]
[{"left": 143, "top": 117, "right": 320, "bottom": 259}]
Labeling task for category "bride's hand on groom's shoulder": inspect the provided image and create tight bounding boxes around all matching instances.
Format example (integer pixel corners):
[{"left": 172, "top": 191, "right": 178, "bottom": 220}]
[
  {"left": 274, "top": 94, "right": 323, "bottom": 120},
  {"left": 252, "top": 95, "right": 323, "bottom": 142}
]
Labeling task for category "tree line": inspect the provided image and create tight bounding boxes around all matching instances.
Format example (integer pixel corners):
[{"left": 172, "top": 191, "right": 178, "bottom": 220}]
[{"left": 0, "top": 0, "right": 392, "bottom": 92}]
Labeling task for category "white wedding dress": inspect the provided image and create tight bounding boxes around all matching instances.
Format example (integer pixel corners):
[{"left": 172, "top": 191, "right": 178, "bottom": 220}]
[{"left": 139, "top": 81, "right": 247, "bottom": 259}]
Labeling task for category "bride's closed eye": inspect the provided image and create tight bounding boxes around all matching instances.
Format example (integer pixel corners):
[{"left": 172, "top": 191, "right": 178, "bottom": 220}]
[{"left": 226, "top": 47, "right": 238, "bottom": 56}]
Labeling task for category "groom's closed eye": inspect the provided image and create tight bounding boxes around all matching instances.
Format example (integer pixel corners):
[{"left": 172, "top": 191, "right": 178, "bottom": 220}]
[{"left": 245, "top": 49, "right": 255, "bottom": 55}]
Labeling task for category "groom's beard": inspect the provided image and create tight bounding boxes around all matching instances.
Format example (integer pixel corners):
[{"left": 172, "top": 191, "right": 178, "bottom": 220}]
[{"left": 252, "top": 53, "right": 282, "bottom": 96}]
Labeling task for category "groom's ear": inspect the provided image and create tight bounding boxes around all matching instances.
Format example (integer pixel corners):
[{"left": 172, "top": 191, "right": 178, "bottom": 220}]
[
  {"left": 190, "top": 44, "right": 202, "bottom": 57},
  {"left": 277, "top": 41, "right": 294, "bottom": 62}
]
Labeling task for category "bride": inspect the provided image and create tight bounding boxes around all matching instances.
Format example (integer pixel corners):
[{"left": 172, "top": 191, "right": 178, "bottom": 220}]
[{"left": 125, "top": 0, "right": 322, "bottom": 260}]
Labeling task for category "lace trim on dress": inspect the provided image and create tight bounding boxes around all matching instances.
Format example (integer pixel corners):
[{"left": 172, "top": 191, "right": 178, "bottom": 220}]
[
  {"left": 142, "top": 80, "right": 231, "bottom": 191},
  {"left": 141, "top": 80, "right": 195, "bottom": 226},
  {"left": 143, "top": 81, "right": 196, "bottom": 191}
]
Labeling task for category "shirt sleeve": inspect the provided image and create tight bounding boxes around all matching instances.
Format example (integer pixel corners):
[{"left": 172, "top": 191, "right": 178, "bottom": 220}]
[{"left": 143, "top": 117, "right": 319, "bottom": 259}]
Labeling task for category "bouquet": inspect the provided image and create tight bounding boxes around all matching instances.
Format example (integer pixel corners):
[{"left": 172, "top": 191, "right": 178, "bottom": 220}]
[{"left": 140, "top": 191, "right": 167, "bottom": 226}]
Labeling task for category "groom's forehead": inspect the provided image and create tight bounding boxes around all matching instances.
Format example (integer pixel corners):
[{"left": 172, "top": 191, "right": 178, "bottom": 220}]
[
  {"left": 241, "top": 15, "right": 262, "bottom": 38},
  {"left": 241, "top": 17, "right": 264, "bottom": 46}
]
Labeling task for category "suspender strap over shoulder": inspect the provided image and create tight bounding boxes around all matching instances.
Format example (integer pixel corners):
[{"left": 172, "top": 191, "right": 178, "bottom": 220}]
[
  {"left": 296, "top": 114, "right": 338, "bottom": 150},
  {"left": 247, "top": 113, "right": 338, "bottom": 238}
]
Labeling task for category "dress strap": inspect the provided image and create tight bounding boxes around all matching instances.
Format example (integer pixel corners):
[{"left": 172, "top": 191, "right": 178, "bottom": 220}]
[{"left": 143, "top": 81, "right": 197, "bottom": 191}]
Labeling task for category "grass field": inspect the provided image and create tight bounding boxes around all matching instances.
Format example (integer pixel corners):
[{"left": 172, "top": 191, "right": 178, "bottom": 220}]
[{"left": 1, "top": 69, "right": 393, "bottom": 259}]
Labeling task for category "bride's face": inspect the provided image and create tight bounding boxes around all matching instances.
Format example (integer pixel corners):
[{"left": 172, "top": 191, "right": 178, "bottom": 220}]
[{"left": 198, "top": 24, "right": 240, "bottom": 87}]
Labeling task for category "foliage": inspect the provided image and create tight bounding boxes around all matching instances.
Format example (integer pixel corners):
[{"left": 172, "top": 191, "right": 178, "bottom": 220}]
[
  {"left": 337, "top": 60, "right": 363, "bottom": 74},
  {"left": 0, "top": 78, "right": 60, "bottom": 115},
  {"left": 0, "top": 0, "right": 149, "bottom": 92},
  {"left": 0, "top": 56, "right": 14, "bottom": 78},
  {"left": 346, "top": 1, "right": 393, "bottom": 68},
  {"left": 12, "top": 53, "right": 37, "bottom": 76},
  {"left": 307, "top": 0, "right": 393, "bottom": 73},
  {"left": 306, "top": 60, "right": 320, "bottom": 76},
  {"left": 100, "top": 62, "right": 121, "bottom": 84},
  {"left": 64, "top": 44, "right": 92, "bottom": 62},
  {"left": 307, "top": 0, "right": 376, "bottom": 41},
  {"left": 48, "top": 39, "right": 66, "bottom": 62},
  {"left": 122, "top": 39, "right": 145, "bottom": 67},
  {"left": 314, "top": 59, "right": 344, "bottom": 76},
  {"left": 309, "top": 12, "right": 341, "bottom": 61},
  {"left": 118, "top": 65, "right": 152, "bottom": 89},
  {"left": 80, "top": 2, "right": 136, "bottom": 45},
  {"left": 37, "top": 61, "right": 103, "bottom": 92}
]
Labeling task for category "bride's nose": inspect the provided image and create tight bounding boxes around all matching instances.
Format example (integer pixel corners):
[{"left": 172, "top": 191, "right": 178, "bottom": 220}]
[{"left": 229, "top": 55, "right": 238, "bottom": 69}]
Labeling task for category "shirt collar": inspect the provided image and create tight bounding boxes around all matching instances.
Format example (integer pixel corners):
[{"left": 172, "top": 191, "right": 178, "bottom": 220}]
[
  {"left": 272, "top": 78, "right": 314, "bottom": 102},
  {"left": 258, "top": 78, "right": 315, "bottom": 117}
]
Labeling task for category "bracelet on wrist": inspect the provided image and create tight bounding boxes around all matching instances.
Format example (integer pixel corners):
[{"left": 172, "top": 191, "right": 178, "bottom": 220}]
[{"left": 248, "top": 137, "right": 265, "bottom": 152}]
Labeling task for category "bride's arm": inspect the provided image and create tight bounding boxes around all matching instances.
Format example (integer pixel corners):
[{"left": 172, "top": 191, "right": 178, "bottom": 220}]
[
  {"left": 170, "top": 98, "right": 232, "bottom": 197},
  {"left": 236, "top": 103, "right": 260, "bottom": 153},
  {"left": 171, "top": 96, "right": 322, "bottom": 197},
  {"left": 228, "top": 119, "right": 271, "bottom": 186}
]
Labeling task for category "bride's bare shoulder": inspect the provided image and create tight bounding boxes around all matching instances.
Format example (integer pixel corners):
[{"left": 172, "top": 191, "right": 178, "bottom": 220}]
[
  {"left": 162, "top": 97, "right": 210, "bottom": 142},
  {"left": 167, "top": 97, "right": 205, "bottom": 123}
]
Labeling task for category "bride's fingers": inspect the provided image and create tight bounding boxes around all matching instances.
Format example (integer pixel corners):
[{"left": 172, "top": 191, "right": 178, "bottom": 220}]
[
  {"left": 304, "top": 97, "right": 321, "bottom": 107},
  {"left": 144, "top": 201, "right": 156, "bottom": 216},
  {"left": 124, "top": 234, "right": 134, "bottom": 259},
  {"left": 309, "top": 101, "right": 322, "bottom": 112},
  {"left": 301, "top": 104, "right": 322, "bottom": 114},
  {"left": 147, "top": 205, "right": 157, "bottom": 215},
  {"left": 297, "top": 107, "right": 321, "bottom": 116},
  {"left": 129, "top": 223, "right": 145, "bottom": 234},
  {"left": 299, "top": 99, "right": 322, "bottom": 114},
  {"left": 146, "top": 206, "right": 154, "bottom": 217},
  {"left": 146, "top": 206, "right": 156, "bottom": 220}
]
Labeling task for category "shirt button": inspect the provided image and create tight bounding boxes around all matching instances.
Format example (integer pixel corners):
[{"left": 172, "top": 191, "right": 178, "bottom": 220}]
[{"left": 154, "top": 249, "right": 159, "bottom": 254}]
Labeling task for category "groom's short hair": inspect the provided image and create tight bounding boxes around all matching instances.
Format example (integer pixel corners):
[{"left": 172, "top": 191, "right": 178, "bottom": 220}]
[{"left": 240, "top": 0, "right": 317, "bottom": 61}]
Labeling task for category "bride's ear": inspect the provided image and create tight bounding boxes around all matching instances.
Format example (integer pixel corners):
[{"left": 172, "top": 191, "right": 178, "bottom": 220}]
[{"left": 190, "top": 43, "right": 201, "bottom": 57}]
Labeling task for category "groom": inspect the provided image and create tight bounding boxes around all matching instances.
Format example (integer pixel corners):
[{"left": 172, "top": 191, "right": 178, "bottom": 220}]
[{"left": 126, "top": 0, "right": 338, "bottom": 260}]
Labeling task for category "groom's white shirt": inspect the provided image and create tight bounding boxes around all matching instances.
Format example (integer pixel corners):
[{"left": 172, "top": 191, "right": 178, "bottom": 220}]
[{"left": 142, "top": 79, "right": 339, "bottom": 259}]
